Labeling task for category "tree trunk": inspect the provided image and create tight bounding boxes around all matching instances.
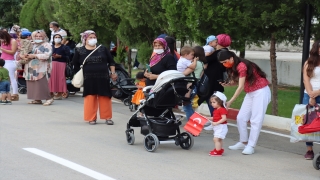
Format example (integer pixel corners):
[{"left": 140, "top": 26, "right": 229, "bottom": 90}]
[
  {"left": 239, "top": 50, "right": 245, "bottom": 58},
  {"left": 127, "top": 48, "right": 132, "bottom": 78},
  {"left": 239, "top": 41, "right": 246, "bottom": 58},
  {"left": 270, "top": 34, "right": 278, "bottom": 115}
]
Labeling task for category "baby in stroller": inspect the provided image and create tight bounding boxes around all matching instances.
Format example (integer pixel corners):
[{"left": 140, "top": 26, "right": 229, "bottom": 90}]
[{"left": 125, "top": 70, "right": 197, "bottom": 152}]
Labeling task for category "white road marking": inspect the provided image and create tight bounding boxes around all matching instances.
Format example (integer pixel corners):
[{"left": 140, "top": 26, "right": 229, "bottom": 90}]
[{"left": 23, "top": 148, "right": 116, "bottom": 180}]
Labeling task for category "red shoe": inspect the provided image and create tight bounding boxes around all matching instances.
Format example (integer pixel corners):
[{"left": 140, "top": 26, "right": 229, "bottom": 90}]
[
  {"left": 209, "top": 148, "right": 224, "bottom": 155},
  {"left": 209, "top": 149, "right": 223, "bottom": 156}
]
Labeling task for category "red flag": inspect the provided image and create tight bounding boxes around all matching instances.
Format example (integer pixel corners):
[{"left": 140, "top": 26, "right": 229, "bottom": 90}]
[{"left": 184, "top": 112, "right": 208, "bottom": 136}]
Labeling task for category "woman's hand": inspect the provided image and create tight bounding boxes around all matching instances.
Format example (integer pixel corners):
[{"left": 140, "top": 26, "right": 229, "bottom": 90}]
[
  {"left": 110, "top": 73, "right": 117, "bottom": 81},
  {"left": 309, "top": 98, "right": 316, "bottom": 106},
  {"left": 212, "top": 122, "right": 218, "bottom": 126},
  {"left": 226, "top": 101, "right": 232, "bottom": 109},
  {"left": 309, "top": 90, "right": 320, "bottom": 99},
  {"left": 52, "top": 54, "right": 61, "bottom": 59},
  {"left": 26, "top": 54, "right": 36, "bottom": 59}
]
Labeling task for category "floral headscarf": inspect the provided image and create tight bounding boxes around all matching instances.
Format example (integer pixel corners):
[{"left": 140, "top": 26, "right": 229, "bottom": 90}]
[
  {"left": 80, "top": 30, "right": 95, "bottom": 46},
  {"left": 149, "top": 38, "right": 170, "bottom": 67}
]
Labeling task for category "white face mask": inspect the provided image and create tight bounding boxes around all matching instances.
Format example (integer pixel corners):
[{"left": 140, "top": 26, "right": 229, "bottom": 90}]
[
  {"left": 154, "top": 49, "right": 164, "bottom": 54},
  {"left": 50, "top": 28, "right": 54, "bottom": 32},
  {"left": 88, "top": 39, "right": 97, "bottom": 46},
  {"left": 54, "top": 38, "right": 62, "bottom": 44},
  {"left": 34, "top": 40, "right": 43, "bottom": 43}
]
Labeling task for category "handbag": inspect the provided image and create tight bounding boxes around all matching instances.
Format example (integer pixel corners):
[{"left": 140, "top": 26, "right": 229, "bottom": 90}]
[
  {"left": 298, "top": 115, "right": 320, "bottom": 134},
  {"left": 303, "top": 104, "right": 320, "bottom": 125},
  {"left": 290, "top": 104, "right": 320, "bottom": 142},
  {"left": 72, "top": 45, "right": 101, "bottom": 88},
  {"left": 193, "top": 63, "right": 209, "bottom": 97}
]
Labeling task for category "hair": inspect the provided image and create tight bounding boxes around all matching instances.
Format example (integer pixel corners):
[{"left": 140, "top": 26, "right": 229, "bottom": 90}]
[
  {"left": 136, "top": 72, "right": 145, "bottom": 79},
  {"left": 180, "top": 46, "right": 194, "bottom": 56},
  {"left": 0, "top": 58, "right": 5, "bottom": 67},
  {"left": 50, "top": 21, "right": 59, "bottom": 28},
  {"left": 306, "top": 40, "right": 320, "bottom": 77},
  {"left": 193, "top": 46, "right": 207, "bottom": 63},
  {"left": 165, "top": 36, "right": 176, "bottom": 57},
  {"left": 210, "top": 95, "right": 224, "bottom": 107},
  {"left": 218, "top": 50, "right": 266, "bottom": 85},
  {"left": 0, "top": 31, "right": 12, "bottom": 45}
]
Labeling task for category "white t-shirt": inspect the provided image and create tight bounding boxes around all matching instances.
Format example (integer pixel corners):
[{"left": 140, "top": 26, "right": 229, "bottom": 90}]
[
  {"left": 304, "top": 66, "right": 320, "bottom": 93},
  {"left": 50, "top": 28, "right": 67, "bottom": 43},
  {"left": 203, "top": 45, "right": 214, "bottom": 54},
  {"left": 177, "top": 57, "right": 192, "bottom": 73}
]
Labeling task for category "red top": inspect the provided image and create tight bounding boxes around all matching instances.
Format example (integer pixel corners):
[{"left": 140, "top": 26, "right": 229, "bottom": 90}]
[
  {"left": 212, "top": 107, "right": 228, "bottom": 124},
  {"left": 237, "top": 62, "right": 269, "bottom": 93}
]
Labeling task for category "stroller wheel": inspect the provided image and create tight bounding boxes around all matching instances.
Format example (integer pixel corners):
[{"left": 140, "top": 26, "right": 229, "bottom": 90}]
[
  {"left": 179, "top": 132, "right": 194, "bottom": 150},
  {"left": 18, "top": 87, "right": 27, "bottom": 94},
  {"left": 123, "top": 98, "right": 131, "bottom": 106},
  {"left": 313, "top": 153, "right": 320, "bottom": 170},
  {"left": 144, "top": 133, "right": 159, "bottom": 152},
  {"left": 126, "top": 130, "right": 135, "bottom": 145}
]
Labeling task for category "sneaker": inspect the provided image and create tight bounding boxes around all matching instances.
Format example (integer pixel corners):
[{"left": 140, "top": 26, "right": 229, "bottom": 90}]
[
  {"left": 242, "top": 146, "right": 255, "bottom": 155},
  {"left": 209, "top": 149, "right": 223, "bottom": 156},
  {"left": 204, "top": 125, "right": 213, "bottom": 131},
  {"left": 229, "top": 142, "right": 246, "bottom": 150},
  {"left": 209, "top": 148, "right": 224, "bottom": 155},
  {"left": 6, "top": 101, "right": 12, "bottom": 105},
  {"left": 0, "top": 100, "right": 6, "bottom": 105},
  {"left": 304, "top": 150, "right": 314, "bottom": 160},
  {"left": 204, "top": 121, "right": 211, "bottom": 126},
  {"left": 133, "top": 67, "right": 138, "bottom": 70}
]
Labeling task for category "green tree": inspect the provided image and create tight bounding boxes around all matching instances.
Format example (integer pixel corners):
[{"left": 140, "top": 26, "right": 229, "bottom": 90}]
[{"left": 0, "top": 0, "right": 24, "bottom": 28}]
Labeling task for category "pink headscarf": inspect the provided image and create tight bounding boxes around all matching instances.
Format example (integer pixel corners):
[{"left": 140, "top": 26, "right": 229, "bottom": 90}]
[
  {"left": 80, "top": 30, "right": 95, "bottom": 46},
  {"left": 149, "top": 38, "right": 170, "bottom": 67}
]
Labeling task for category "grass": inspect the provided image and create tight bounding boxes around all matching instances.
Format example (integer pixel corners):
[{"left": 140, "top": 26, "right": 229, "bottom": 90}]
[{"left": 128, "top": 68, "right": 298, "bottom": 118}]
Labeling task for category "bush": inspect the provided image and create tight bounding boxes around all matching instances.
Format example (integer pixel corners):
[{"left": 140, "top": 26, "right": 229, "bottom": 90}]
[{"left": 137, "top": 41, "right": 153, "bottom": 65}]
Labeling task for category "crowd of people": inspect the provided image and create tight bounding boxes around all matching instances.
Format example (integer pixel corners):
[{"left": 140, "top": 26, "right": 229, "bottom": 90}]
[{"left": 0, "top": 21, "right": 319, "bottom": 159}]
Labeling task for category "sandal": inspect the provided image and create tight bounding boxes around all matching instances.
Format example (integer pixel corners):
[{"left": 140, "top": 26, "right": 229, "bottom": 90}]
[
  {"left": 89, "top": 120, "right": 97, "bottom": 125},
  {"left": 11, "top": 94, "right": 19, "bottom": 101},
  {"left": 43, "top": 99, "right": 54, "bottom": 106},
  {"left": 28, "top": 100, "right": 42, "bottom": 104},
  {"left": 53, "top": 96, "right": 62, "bottom": 100},
  {"left": 106, "top": 120, "right": 114, "bottom": 125}
]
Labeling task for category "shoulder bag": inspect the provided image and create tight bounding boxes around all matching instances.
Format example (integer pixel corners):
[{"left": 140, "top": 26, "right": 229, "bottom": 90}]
[
  {"left": 195, "top": 63, "right": 210, "bottom": 97},
  {"left": 72, "top": 45, "right": 101, "bottom": 88}
]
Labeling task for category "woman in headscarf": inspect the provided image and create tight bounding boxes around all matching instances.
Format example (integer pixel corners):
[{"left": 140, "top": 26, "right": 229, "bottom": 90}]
[
  {"left": 144, "top": 38, "right": 177, "bottom": 86},
  {"left": 72, "top": 30, "right": 117, "bottom": 125},
  {"left": 198, "top": 34, "right": 232, "bottom": 116},
  {"left": 49, "top": 33, "right": 70, "bottom": 100},
  {"left": 24, "top": 30, "right": 54, "bottom": 105}
]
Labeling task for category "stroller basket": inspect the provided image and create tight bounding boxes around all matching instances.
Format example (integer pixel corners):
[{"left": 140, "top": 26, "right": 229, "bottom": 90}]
[{"left": 140, "top": 117, "right": 180, "bottom": 136}]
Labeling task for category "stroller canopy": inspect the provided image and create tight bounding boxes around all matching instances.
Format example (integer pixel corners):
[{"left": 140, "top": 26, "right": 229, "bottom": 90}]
[{"left": 151, "top": 70, "right": 185, "bottom": 93}]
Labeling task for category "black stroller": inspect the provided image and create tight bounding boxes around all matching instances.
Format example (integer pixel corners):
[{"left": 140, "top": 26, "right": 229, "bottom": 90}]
[
  {"left": 17, "top": 67, "right": 27, "bottom": 94},
  {"left": 110, "top": 64, "right": 138, "bottom": 111},
  {"left": 125, "top": 70, "right": 197, "bottom": 152}
]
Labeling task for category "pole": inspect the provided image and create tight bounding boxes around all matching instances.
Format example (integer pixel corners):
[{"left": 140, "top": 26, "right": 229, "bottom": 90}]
[{"left": 299, "top": 4, "right": 313, "bottom": 104}]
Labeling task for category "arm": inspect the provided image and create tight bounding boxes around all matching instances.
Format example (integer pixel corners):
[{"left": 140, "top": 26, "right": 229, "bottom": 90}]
[
  {"left": 105, "top": 46, "right": 117, "bottom": 81},
  {"left": 227, "top": 77, "right": 245, "bottom": 108},
  {"left": 0, "top": 40, "right": 18, "bottom": 55},
  {"left": 35, "top": 43, "right": 52, "bottom": 60}
]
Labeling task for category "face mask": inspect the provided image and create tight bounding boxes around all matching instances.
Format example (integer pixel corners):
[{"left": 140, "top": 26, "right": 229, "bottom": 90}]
[
  {"left": 88, "top": 39, "right": 97, "bottom": 46},
  {"left": 54, "top": 38, "right": 61, "bottom": 44},
  {"left": 50, "top": 28, "right": 54, "bottom": 32},
  {"left": 34, "top": 40, "right": 43, "bottom": 44},
  {"left": 222, "top": 61, "right": 234, "bottom": 68},
  {"left": 154, "top": 49, "right": 164, "bottom": 54}
]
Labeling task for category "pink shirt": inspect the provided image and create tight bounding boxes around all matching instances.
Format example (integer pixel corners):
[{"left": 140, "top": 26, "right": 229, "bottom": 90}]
[{"left": 1, "top": 40, "right": 15, "bottom": 60}]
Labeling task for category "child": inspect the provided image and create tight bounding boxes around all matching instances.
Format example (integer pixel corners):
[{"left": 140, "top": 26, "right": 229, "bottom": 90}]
[
  {"left": 176, "top": 46, "right": 198, "bottom": 121},
  {"left": 131, "top": 72, "right": 146, "bottom": 106},
  {"left": 203, "top": 35, "right": 217, "bottom": 56},
  {"left": 206, "top": 91, "right": 228, "bottom": 156},
  {"left": 17, "top": 30, "right": 33, "bottom": 66},
  {"left": 0, "top": 58, "right": 12, "bottom": 105}
]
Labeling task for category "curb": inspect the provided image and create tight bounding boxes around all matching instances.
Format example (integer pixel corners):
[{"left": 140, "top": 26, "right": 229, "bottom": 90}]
[{"left": 197, "top": 104, "right": 291, "bottom": 131}]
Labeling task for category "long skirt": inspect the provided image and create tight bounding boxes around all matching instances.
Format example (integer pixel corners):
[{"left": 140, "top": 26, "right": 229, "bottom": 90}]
[
  {"left": 26, "top": 77, "right": 51, "bottom": 100},
  {"left": 48, "top": 61, "right": 67, "bottom": 92}
]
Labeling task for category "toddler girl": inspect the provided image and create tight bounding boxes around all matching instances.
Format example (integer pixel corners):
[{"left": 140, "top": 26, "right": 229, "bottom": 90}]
[
  {"left": 131, "top": 72, "right": 146, "bottom": 106},
  {"left": 207, "top": 91, "right": 228, "bottom": 156}
]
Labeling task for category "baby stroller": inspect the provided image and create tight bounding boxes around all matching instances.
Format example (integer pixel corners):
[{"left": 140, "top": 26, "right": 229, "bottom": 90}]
[
  {"left": 125, "top": 70, "right": 197, "bottom": 152},
  {"left": 64, "top": 58, "right": 80, "bottom": 98},
  {"left": 17, "top": 68, "right": 27, "bottom": 94},
  {"left": 110, "top": 63, "right": 138, "bottom": 111}
]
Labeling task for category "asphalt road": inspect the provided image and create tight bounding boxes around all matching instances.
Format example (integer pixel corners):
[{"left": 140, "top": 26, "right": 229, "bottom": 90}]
[{"left": 1, "top": 94, "right": 319, "bottom": 180}]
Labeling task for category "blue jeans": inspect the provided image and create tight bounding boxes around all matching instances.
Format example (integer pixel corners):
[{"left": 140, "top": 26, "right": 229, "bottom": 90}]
[
  {"left": 0, "top": 80, "right": 10, "bottom": 93},
  {"left": 302, "top": 93, "right": 320, "bottom": 147},
  {"left": 183, "top": 87, "right": 197, "bottom": 121}
]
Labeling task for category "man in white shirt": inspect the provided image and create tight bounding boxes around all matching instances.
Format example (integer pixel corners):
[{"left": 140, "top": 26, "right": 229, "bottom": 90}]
[
  {"left": 203, "top": 35, "right": 217, "bottom": 56},
  {"left": 49, "top": 21, "right": 67, "bottom": 43}
]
